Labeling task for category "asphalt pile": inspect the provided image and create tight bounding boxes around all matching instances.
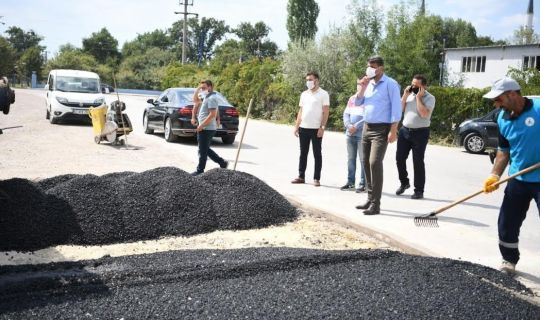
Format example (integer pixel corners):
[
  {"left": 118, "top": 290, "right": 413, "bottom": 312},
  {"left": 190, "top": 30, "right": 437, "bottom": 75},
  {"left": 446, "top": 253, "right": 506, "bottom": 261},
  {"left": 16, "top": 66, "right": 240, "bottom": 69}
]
[
  {"left": 0, "top": 167, "right": 298, "bottom": 251},
  {"left": 0, "top": 248, "right": 538, "bottom": 319}
]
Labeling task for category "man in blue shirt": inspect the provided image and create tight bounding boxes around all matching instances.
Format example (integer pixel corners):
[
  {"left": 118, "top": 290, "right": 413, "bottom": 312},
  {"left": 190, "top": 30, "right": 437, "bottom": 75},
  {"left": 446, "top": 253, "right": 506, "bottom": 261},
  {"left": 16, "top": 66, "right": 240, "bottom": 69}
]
[
  {"left": 355, "top": 56, "right": 402, "bottom": 215},
  {"left": 191, "top": 80, "right": 228, "bottom": 176},
  {"left": 483, "top": 77, "right": 540, "bottom": 274}
]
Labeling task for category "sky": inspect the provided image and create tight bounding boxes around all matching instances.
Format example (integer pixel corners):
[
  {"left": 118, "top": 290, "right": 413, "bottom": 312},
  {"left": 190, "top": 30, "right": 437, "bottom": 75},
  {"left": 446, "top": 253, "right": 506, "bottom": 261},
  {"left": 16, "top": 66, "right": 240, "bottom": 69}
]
[{"left": 0, "top": 0, "right": 538, "bottom": 57}]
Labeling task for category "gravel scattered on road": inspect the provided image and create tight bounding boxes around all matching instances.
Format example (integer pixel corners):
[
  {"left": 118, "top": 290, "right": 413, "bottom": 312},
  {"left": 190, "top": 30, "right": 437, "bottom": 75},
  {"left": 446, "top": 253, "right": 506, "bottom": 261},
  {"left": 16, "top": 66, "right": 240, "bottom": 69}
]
[{"left": 0, "top": 248, "right": 538, "bottom": 319}]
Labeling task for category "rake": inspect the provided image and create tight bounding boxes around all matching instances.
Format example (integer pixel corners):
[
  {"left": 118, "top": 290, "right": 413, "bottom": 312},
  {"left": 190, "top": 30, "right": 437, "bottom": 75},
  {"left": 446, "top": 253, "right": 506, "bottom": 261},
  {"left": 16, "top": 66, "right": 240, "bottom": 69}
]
[{"left": 414, "top": 162, "right": 540, "bottom": 227}]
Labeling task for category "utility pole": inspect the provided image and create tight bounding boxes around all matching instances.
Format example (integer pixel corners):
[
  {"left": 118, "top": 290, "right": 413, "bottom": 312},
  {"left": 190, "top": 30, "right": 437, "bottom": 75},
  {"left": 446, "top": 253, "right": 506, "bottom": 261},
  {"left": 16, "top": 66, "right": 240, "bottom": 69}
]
[
  {"left": 175, "top": 1, "right": 198, "bottom": 64},
  {"left": 439, "top": 37, "right": 446, "bottom": 86}
]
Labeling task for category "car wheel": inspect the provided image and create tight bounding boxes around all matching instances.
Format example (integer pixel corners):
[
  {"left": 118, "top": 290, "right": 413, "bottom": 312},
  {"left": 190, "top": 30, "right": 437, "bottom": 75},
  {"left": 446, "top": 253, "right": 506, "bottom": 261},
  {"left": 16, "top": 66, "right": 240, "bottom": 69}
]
[
  {"left": 143, "top": 112, "right": 154, "bottom": 134},
  {"left": 221, "top": 134, "right": 236, "bottom": 145},
  {"left": 46, "top": 108, "right": 50, "bottom": 120},
  {"left": 464, "top": 132, "right": 485, "bottom": 154},
  {"left": 49, "top": 109, "right": 58, "bottom": 124},
  {"left": 164, "top": 117, "right": 177, "bottom": 142}
]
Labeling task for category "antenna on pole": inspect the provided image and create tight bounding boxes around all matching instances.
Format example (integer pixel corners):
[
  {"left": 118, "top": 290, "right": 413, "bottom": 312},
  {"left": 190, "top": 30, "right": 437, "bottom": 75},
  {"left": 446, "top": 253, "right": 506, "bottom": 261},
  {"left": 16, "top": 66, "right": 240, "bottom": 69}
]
[{"left": 174, "top": 1, "right": 198, "bottom": 64}]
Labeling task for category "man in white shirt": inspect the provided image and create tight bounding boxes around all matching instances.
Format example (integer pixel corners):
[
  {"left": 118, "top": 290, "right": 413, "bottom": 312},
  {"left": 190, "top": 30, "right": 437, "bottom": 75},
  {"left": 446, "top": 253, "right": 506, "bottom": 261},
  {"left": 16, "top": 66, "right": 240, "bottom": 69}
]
[{"left": 291, "top": 71, "right": 330, "bottom": 187}]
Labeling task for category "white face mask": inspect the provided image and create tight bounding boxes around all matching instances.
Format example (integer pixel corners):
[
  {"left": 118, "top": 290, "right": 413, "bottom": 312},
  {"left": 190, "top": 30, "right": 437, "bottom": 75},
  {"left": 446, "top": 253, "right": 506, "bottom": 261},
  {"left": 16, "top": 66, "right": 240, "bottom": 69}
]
[
  {"left": 366, "top": 67, "right": 377, "bottom": 79},
  {"left": 306, "top": 80, "right": 315, "bottom": 90},
  {"left": 199, "top": 90, "right": 208, "bottom": 99}
]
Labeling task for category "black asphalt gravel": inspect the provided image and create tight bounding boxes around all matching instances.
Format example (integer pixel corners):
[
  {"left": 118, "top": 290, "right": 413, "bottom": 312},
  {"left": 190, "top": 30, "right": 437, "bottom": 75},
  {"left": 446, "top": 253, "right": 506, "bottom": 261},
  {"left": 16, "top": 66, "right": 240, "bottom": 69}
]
[
  {"left": 0, "top": 167, "right": 298, "bottom": 251},
  {"left": 0, "top": 248, "right": 538, "bottom": 319}
]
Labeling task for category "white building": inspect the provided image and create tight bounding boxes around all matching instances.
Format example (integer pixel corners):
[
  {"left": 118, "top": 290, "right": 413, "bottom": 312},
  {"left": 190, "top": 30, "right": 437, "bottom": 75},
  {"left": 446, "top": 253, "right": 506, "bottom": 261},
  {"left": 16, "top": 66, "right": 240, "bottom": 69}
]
[{"left": 444, "top": 43, "right": 540, "bottom": 88}]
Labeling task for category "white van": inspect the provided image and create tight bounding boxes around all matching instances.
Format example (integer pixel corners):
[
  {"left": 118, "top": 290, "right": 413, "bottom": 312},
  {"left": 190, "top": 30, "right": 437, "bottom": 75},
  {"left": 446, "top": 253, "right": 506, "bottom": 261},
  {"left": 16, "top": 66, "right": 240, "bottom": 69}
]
[{"left": 45, "top": 69, "right": 105, "bottom": 124}]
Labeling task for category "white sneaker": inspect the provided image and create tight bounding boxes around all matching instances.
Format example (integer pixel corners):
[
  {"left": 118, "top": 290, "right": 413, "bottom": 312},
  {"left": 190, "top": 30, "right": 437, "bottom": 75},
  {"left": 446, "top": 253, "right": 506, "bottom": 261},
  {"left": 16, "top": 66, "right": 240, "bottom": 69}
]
[{"left": 500, "top": 260, "right": 516, "bottom": 274}]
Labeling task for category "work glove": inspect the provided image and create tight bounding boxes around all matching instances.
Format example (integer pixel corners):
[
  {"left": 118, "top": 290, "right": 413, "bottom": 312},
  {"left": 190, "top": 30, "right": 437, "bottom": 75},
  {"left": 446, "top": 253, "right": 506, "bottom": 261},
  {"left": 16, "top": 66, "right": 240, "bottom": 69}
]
[{"left": 483, "top": 174, "right": 500, "bottom": 193}]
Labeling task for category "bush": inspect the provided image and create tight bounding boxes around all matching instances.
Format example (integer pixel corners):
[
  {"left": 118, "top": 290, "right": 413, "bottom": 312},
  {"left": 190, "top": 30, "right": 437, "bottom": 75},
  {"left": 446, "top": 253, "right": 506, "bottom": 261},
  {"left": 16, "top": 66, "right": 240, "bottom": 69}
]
[{"left": 428, "top": 86, "right": 491, "bottom": 142}]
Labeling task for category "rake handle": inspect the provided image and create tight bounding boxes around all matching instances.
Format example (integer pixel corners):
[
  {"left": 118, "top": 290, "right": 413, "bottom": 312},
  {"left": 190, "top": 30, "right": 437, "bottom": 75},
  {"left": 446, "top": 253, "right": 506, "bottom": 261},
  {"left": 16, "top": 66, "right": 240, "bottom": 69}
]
[{"left": 432, "top": 162, "right": 540, "bottom": 215}]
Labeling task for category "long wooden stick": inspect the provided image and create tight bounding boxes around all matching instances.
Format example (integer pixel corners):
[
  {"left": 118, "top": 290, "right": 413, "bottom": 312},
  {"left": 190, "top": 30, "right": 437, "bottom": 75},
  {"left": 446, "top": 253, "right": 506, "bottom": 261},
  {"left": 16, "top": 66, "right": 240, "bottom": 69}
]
[
  {"left": 432, "top": 162, "right": 540, "bottom": 215},
  {"left": 233, "top": 98, "right": 254, "bottom": 171}
]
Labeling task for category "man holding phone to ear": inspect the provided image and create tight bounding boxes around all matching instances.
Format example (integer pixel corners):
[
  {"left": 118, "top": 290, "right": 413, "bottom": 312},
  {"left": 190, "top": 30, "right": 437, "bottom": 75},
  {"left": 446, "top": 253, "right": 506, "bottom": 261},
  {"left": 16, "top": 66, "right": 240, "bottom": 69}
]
[
  {"left": 395, "top": 74, "right": 435, "bottom": 200},
  {"left": 355, "top": 56, "right": 401, "bottom": 215}
]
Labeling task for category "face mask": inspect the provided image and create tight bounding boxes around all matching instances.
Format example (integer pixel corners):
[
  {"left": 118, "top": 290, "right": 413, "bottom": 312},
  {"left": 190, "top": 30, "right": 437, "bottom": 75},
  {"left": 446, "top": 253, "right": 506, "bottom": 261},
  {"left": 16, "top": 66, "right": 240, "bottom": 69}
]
[
  {"left": 199, "top": 90, "right": 208, "bottom": 99},
  {"left": 306, "top": 81, "right": 315, "bottom": 90},
  {"left": 365, "top": 67, "right": 377, "bottom": 79}
]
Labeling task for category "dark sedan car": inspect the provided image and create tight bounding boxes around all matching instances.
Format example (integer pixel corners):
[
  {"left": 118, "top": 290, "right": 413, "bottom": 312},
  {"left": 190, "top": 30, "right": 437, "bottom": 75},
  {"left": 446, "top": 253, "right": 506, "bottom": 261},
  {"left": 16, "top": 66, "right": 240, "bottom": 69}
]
[
  {"left": 143, "top": 88, "right": 239, "bottom": 144},
  {"left": 456, "top": 108, "right": 500, "bottom": 154}
]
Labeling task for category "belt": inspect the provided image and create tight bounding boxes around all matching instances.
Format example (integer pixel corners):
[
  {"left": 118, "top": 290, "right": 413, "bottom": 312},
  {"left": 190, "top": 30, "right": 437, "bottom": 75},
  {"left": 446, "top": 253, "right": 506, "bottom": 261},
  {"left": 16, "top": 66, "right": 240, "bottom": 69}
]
[
  {"left": 365, "top": 123, "right": 391, "bottom": 128},
  {"left": 403, "top": 126, "right": 429, "bottom": 131}
]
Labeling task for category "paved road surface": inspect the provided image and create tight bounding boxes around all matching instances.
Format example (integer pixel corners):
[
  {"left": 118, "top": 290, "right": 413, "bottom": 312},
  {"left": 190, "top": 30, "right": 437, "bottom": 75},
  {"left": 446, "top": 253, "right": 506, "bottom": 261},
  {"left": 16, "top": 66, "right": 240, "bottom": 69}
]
[{"left": 1, "top": 89, "right": 538, "bottom": 290}]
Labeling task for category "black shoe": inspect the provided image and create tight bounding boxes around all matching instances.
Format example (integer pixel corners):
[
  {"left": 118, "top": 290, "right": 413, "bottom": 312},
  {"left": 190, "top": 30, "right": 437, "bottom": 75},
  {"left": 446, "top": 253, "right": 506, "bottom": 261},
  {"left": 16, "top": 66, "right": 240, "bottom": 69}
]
[
  {"left": 220, "top": 160, "right": 229, "bottom": 169},
  {"left": 411, "top": 192, "right": 424, "bottom": 199},
  {"left": 190, "top": 171, "right": 203, "bottom": 176},
  {"left": 340, "top": 183, "right": 355, "bottom": 191},
  {"left": 355, "top": 185, "right": 366, "bottom": 193},
  {"left": 355, "top": 200, "right": 371, "bottom": 210},
  {"left": 363, "top": 203, "right": 380, "bottom": 215},
  {"left": 395, "top": 183, "right": 410, "bottom": 195}
]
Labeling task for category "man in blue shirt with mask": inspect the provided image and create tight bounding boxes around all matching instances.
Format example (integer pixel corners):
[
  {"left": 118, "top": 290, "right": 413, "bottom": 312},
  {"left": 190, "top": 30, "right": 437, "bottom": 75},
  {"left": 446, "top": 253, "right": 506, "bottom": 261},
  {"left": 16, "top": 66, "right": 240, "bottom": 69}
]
[
  {"left": 482, "top": 77, "right": 540, "bottom": 274},
  {"left": 354, "top": 56, "right": 402, "bottom": 215}
]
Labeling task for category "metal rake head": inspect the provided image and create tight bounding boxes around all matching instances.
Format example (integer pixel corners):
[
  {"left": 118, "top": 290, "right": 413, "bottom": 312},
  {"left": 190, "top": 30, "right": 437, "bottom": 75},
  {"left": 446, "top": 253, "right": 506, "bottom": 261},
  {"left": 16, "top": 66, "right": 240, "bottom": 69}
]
[{"left": 414, "top": 213, "right": 439, "bottom": 227}]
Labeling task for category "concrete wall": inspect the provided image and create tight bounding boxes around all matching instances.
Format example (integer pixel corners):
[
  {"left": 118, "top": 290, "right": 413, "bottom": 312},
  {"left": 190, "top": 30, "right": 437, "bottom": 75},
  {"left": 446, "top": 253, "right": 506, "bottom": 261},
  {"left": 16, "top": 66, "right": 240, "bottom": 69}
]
[{"left": 445, "top": 44, "right": 540, "bottom": 88}]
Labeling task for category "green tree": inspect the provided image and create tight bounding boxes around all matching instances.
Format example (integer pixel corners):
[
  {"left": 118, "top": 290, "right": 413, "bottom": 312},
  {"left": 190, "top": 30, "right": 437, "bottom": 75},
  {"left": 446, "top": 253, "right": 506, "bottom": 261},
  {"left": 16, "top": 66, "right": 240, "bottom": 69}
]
[
  {"left": 234, "top": 21, "right": 278, "bottom": 59},
  {"left": 161, "top": 63, "right": 209, "bottom": 89},
  {"left": 122, "top": 29, "right": 173, "bottom": 57},
  {"left": 209, "top": 39, "right": 244, "bottom": 73},
  {"left": 44, "top": 45, "right": 100, "bottom": 75},
  {"left": 82, "top": 27, "right": 120, "bottom": 64},
  {"left": 282, "top": 30, "right": 353, "bottom": 128},
  {"left": 510, "top": 26, "right": 540, "bottom": 45},
  {"left": 286, "top": 0, "right": 320, "bottom": 46},
  {"left": 344, "top": 0, "right": 384, "bottom": 71},
  {"left": 18, "top": 46, "right": 45, "bottom": 80},
  {"left": 169, "top": 17, "right": 229, "bottom": 63},
  {"left": 5, "top": 26, "right": 44, "bottom": 55},
  {"left": 116, "top": 47, "right": 175, "bottom": 89},
  {"left": 0, "top": 36, "right": 16, "bottom": 76}
]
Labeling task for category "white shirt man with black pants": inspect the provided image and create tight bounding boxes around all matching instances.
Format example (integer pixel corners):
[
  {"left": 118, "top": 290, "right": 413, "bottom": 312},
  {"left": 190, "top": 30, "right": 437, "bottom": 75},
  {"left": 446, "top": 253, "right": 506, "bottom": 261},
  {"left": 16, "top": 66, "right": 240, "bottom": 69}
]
[{"left": 291, "top": 71, "right": 330, "bottom": 187}]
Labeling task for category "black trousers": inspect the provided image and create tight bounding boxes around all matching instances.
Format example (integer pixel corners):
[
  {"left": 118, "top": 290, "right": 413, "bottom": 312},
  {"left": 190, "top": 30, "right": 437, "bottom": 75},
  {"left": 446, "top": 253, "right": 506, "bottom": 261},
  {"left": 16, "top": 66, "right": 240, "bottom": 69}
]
[
  {"left": 196, "top": 130, "right": 225, "bottom": 173},
  {"left": 396, "top": 126, "right": 430, "bottom": 193},
  {"left": 298, "top": 128, "right": 322, "bottom": 180},
  {"left": 498, "top": 179, "right": 540, "bottom": 264}
]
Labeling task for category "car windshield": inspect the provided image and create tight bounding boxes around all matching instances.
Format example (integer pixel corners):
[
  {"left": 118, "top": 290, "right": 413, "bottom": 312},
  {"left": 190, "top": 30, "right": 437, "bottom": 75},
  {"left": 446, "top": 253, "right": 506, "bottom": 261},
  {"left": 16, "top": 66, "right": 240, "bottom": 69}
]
[
  {"left": 174, "top": 89, "right": 232, "bottom": 106},
  {"left": 55, "top": 76, "right": 100, "bottom": 93}
]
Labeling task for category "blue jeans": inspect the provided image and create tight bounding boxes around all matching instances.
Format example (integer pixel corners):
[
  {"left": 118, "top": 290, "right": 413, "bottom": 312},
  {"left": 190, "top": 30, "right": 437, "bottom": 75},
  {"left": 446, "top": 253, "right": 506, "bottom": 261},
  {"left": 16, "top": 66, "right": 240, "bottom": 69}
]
[
  {"left": 346, "top": 135, "right": 366, "bottom": 187},
  {"left": 196, "top": 130, "right": 226, "bottom": 173},
  {"left": 498, "top": 179, "right": 540, "bottom": 264}
]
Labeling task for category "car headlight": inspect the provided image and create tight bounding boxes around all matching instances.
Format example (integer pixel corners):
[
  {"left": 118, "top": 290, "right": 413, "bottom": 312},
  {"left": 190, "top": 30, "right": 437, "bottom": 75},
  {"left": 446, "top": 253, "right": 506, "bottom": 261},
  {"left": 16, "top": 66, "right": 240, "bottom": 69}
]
[
  {"left": 459, "top": 120, "right": 472, "bottom": 128},
  {"left": 56, "top": 96, "right": 68, "bottom": 104},
  {"left": 94, "top": 98, "right": 105, "bottom": 105}
]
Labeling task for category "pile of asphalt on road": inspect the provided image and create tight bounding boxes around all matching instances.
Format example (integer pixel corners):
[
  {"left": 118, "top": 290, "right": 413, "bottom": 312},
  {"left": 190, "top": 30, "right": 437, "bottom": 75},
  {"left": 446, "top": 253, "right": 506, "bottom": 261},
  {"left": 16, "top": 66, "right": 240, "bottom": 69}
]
[
  {"left": 0, "top": 248, "right": 538, "bottom": 319},
  {"left": 0, "top": 167, "right": 298, "bottom": 251}
]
